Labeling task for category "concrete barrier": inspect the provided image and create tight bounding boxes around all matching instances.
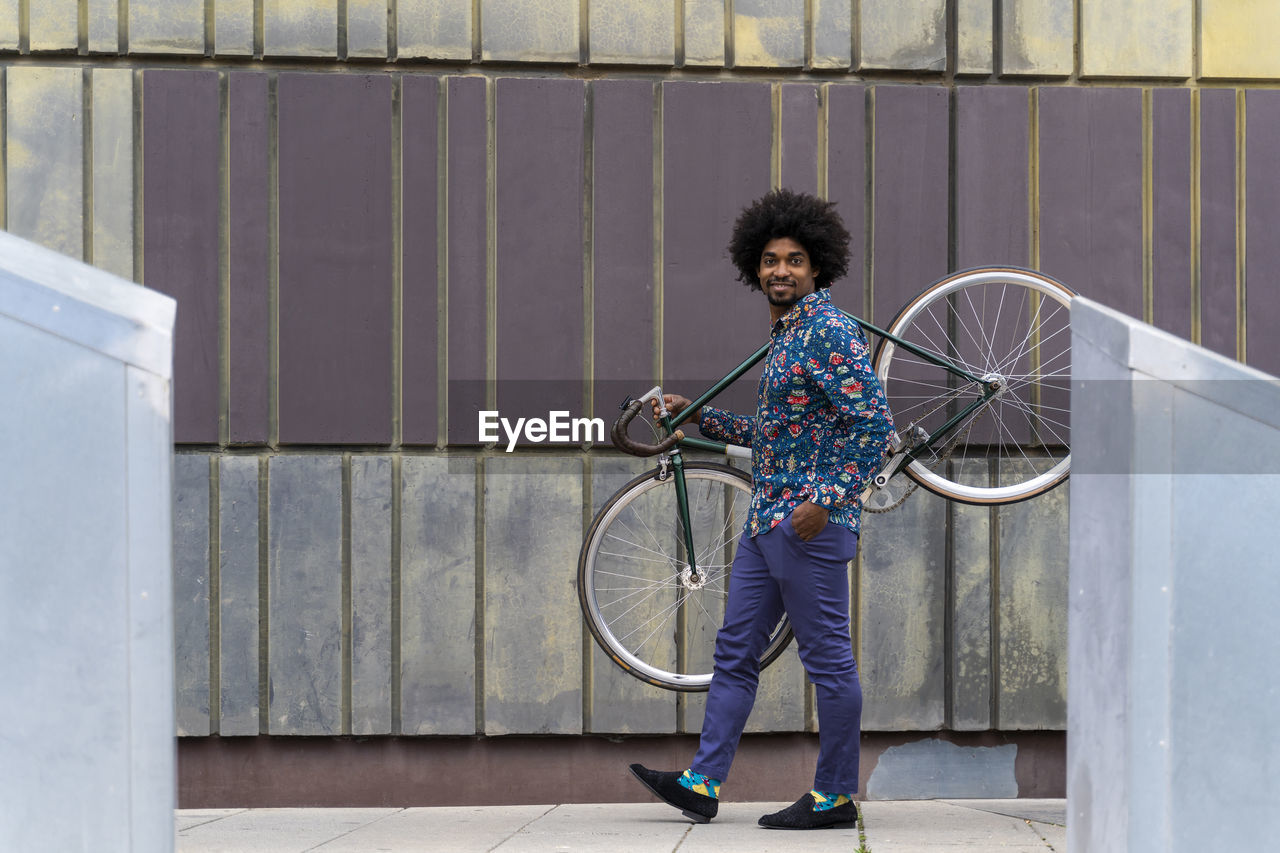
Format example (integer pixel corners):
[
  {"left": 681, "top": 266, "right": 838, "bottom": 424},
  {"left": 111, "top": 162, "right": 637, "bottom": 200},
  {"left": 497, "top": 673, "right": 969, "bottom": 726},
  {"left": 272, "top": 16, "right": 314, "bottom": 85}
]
[
  {"left": 0, "top": 232, "right": 176, "bottom": 852},
  {"left": 1069, "top": 297, "right": 1280, "bottom": 852}
]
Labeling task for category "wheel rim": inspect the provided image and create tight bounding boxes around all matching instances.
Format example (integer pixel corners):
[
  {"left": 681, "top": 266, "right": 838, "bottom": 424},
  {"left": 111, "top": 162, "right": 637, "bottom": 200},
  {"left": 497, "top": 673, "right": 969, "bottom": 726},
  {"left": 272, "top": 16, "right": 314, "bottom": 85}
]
[
  {"left": 874, "top": 269, "right": 1072, "bottom": 504},
  {"left": 581, "top": 466, "right": 787, "bottom": 690}
]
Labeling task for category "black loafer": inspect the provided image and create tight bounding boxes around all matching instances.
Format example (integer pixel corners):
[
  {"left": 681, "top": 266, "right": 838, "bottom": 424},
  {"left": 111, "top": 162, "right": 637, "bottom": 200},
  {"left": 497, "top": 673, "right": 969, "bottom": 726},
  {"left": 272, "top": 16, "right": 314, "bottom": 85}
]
[
  {"left": 628, "top": 764, "right": 718, "bottom": 823},
  {"left": 758, "top": 792, "right": 858, "bottom": 829}
]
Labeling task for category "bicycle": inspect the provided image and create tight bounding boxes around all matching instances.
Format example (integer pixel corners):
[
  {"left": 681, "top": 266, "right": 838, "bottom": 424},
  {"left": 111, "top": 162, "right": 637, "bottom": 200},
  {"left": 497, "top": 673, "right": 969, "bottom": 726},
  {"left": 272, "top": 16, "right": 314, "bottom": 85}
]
[{"left": 578, "top": 266, "right": 1075, "bottom": 691}]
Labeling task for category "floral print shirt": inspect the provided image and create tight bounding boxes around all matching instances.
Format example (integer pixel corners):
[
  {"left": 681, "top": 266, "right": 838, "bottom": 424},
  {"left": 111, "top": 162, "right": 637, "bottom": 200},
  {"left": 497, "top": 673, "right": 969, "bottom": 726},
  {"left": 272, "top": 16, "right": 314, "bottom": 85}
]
[{"left": 698, "top": 289, "right": 895, "bottom": 537}]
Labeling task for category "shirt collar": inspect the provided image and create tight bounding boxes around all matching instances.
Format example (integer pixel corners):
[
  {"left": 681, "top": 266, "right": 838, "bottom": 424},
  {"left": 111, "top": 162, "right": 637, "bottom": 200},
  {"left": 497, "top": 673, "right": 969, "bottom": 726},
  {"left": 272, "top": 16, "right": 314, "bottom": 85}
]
[{"left": 771, "top": 288, "right": 830, "bottom": 335}]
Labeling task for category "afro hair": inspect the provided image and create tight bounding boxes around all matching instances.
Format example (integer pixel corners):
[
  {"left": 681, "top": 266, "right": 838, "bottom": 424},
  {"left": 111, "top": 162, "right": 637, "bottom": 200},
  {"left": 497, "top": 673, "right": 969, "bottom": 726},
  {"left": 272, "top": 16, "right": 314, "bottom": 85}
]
[{"left": 726, "top": 188, "right": 852, "bottom": 291}]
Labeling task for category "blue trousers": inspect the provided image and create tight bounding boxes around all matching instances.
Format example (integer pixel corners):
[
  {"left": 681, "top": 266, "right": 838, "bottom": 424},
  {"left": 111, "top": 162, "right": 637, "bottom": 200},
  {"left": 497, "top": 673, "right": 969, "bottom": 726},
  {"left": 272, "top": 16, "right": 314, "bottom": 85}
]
[{"left": 690, "top": 518, "right": 862, "bottom": 793}]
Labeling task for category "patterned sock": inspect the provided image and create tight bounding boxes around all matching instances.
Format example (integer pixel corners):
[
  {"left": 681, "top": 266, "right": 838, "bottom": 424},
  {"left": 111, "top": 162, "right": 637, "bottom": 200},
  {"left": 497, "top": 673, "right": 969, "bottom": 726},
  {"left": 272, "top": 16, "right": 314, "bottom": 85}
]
[
  {"left": 810, "top": 790, "right": 852, "bottom": 811},
  {"left": 678, "top": 770, "right": 721, "bottom": 799}
]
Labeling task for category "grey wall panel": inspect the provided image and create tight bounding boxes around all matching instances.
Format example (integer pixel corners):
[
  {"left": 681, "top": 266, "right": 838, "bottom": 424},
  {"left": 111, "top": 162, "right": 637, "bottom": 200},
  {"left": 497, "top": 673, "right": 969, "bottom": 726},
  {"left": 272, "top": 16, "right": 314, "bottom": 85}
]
[
  {"left": 592, "top": 80, "right": 656, "bottom": 397},
  {"left": 142, "top": 69, "right": 221, "bottom": 443},
  {"left": 228, "top": 73, "right": 271, "bottom": 445},
  {"left": 446, "top": 77, "right": 489, "bottom": 445},
  {"left": 483, "top": 457, "right": 583, "bottom": 734},
  {"left": 1198, "top": 88, "right": 1238, "bottom": 362},
  {"left": 996, "top": 467, "right": 1067, "bottom": 729},
  {"left": 218, "top": 455, "right": 260, "bottom": 736},
  {"left": 1039, "top": 87, "right": 1143, "bottom": 318},
  {"left": 742, "top": 644, "right": 807, "bottom": 733},
  {"left": 781, "top": 83, "right": 819, "bottom": 195},
  {"left": 586, "top": 457, "right": 677, "bottom": 734},
  {"left": 277, "top": 73, "right": 394, "bottom": 444},
  {"left": 267, "top": 455, "right": 343, "bottom": 734},
  {"left": 858, "top": 489, "right": 948, "bottom": 730},
  {"left": 662, "top": 81, "right": 772, "bottom": 418},
  {"left": 494, "top": 78, "right": 585, "bottom": 433},
  {"left": 824, "top": 84, "right": 867, "bottom": 316},
  {"left": 351, "top": 456, "right": 393, "bottom": 735},
  {"left": 1245, "top": 90, "right": 1280, "bottom": 377},
  {"left": 400, "top": 456, "right": 477, "bottom": 734},
  {"left": 401, "top": 76, "right": 440, "bottom": 446},
  {"left": 90, "top": 69, "right": 136, "bottom": 281},
  {"left": 1152, "top": 89, "right": 1193, "bottom": 341},
  {"left": 949, "top": 460, "right": 993, "bottom": 731},
  {"left": 173, "top": 454, "right": 212, "bottom": 737},
  {"left": 872, "top": 85, "right": 949, "bottom": 322},
  {"left": 5, "top": 67, "right": 82, "bottom": 259},
  {"left": 956, "top": 86, "right": 1030, "bottom": 268}
]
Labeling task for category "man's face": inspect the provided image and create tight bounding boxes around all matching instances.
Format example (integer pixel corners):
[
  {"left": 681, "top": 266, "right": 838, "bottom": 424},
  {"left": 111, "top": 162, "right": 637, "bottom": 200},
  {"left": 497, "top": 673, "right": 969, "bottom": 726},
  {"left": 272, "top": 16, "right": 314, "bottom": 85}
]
[{"left": 758, "top": 236, "right": 819, "bottom": 315}]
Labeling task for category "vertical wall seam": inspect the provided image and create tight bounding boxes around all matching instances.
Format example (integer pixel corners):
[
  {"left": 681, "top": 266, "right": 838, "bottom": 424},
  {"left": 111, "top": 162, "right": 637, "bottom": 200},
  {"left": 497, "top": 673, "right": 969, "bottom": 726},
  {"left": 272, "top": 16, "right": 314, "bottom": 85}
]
[
  {"left": 1142, "top": 88, "right": 1154, "bottom": 325},
  {"left": 1190, "top": 89, "right": 1201, "bottom": 345},
  {"left": 817, "top": 83, "right": 828, "bottom": 199},
  {"left": 580, "top": 81, "right": 595, "bottom": 731},
  {"left": 257, "top": 454, "right": 270, "bottom": 733},
  {"left": 219, "top": 72, "right": 231, "bottom": 447},
  {"left": 471, "top": 0, "right": 481, "bottom": 62},
  {"left": 18, "top": 0, "right": 28, "bottom": 53},
  {"left": 337, "top": 0, "right": 349, "bottom": 61},
  {"left": 474, "top": 456, "right": 486, "bottom": 734},
  {"left": 391, "top": 75, "right": 403, "bottom": 449},
  {"left": 652, "top": 81, "right": 663, "bottom": 383},
  {"left": 390, "top": 453, "right": 402, "bottom": 734},
  {"left": 437, "top": 77, "right": 448, "bottom": 448},
  {"left": 204, "top": 0, "right": 214, "bottom": 55},
  {"left": 770, "top": 82, "right": 780, "bottom": 190},
  {"left": 864, "top": 86, "right": 874, "bottom": 319},
  {"left": 267, "top": 73, "right": 280, "bottom": 446},
  {"left": 1191, "top": 0, "right": 1201, "bottom": 83},
  {"left": 946, "top": 85, "right": 957, "bottom": 272},
  {"left": 77, "top": 0, "right": 87, "bottom": 54},
  {"left": 724, "top": 0, "right": 734, "bottom": 69},
  {"left": 850, "top": 0, "right": 859, "bottom": 71},
  {"left": 341, "top": 453, "right": 353, "bottom": 734},
  {"left": 1235, "top": 88, "right": 1245, "bottom": 363},
  {"left": 208, "top": 455, "right": 222, "bottom": 734},
  {"left": 578, "top": 0, "right": 589, "bottom": 65},
  {"left": 82, "top": 68, "right": 93, "bottom": 264},
  {"left": 0, "top": 68, "right": 7, "bottom": 230},
  {"left": 254, "top": 0, "right": 264, "bottom": 58},
  {"left": 1028, "top": 87, "right": 1040, "bottom": 270},
  {"left": 991, "top": 0, "right": 1001, "bottom": 76},
  {"left": 485, "top": 77, "right": 496, "bottom": 411},
  {"left": 386, "top": 0, "right": 397, "bottom": 61},
  {"left": 132, "top": 69, "right": 142, "bottom": 282},
  {"left": 674, "top": 0, "right": 685, "bottom": 67},
  {"left": 803, "top": 0, "right": 813, "bottom": 70},
  {"left": 118, "top": 0, "right": 127, "bottom": 54},
  {"left": 989, "top": 458, "right": 1001, "bottom": 728}
]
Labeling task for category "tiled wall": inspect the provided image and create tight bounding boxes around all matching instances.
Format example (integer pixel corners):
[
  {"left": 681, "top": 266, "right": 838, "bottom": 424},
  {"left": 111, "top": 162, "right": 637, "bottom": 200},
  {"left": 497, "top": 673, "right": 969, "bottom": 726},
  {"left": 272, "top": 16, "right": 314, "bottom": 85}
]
[{"left": 8, "top": 1, "right": 1280, "bottom": 741}]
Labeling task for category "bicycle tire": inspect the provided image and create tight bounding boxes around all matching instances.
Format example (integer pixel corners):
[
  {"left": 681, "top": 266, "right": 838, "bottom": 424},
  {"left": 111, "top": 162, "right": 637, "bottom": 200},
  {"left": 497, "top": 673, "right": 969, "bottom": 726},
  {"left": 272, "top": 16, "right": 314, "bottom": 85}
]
[
  {"left": 578, "top": 462, "right": 794, "bottom": 692},
  {"left": 871, "top": 266, "right": 1075, "bottom": 506}
]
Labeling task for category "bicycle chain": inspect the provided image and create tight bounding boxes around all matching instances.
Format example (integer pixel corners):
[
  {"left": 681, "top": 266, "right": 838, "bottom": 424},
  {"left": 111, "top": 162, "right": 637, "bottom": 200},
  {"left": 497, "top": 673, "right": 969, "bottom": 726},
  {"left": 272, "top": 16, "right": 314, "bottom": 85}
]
[{"left": 862, "top": 390, "right": 983, "bottom": 513}]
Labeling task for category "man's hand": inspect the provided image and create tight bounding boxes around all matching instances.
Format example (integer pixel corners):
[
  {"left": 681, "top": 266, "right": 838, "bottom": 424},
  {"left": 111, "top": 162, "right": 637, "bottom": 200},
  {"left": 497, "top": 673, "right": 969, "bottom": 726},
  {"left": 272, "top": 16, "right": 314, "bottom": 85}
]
[
  {"left": 789, "top": 501, "right": 829, "bottom": 541},
  {"left": 650, "top": 394, "right": 701, "bottom": 426}
]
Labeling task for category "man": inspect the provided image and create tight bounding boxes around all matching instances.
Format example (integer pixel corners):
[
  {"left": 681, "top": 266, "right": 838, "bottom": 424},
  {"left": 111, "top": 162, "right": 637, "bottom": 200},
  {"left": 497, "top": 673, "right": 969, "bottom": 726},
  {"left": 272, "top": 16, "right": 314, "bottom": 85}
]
[{"left": 629, "top": 188, "right": 895, "bottom": 830}]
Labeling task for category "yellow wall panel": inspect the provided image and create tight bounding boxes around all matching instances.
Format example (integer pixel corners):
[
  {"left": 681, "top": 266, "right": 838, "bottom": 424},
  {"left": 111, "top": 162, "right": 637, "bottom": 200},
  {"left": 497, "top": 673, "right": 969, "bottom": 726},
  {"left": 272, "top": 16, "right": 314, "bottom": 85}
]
[
  {"left": 90, "top": 69, "right": 135, "bottom": 281},
  {"left": 1202, "top": 0, "right": 1280, "bottom": 80},
  {"left": 87, "top": 0, "right": 120, "bottom": 53},
  {"left": 0, "top": 0, "right": 15, "bottom": 51},
  {"left": 1082, "top": 0, "right": 1191, "bottom": 78},
  {"left": 130, "top": 0, "right": 204, "bottom": 54},
  {"left": 6, "top": 67, "right": 83, "bottom": 259},
  {"left": 859, "top": 0, "right": 945, "bottom": 71},
  {"left": 734, "top": 0, "right": 804, "bottom": 68},
  {"left": 214, "top": 0, "right": 255, "bottom": 55},
  {"left": 481, "top": 0, "right": 577, "bottom": 62},
  {"left": 589, "top": 0, "right": 674, "bottom": 65},
  {"left": 397, "top": 0, "right": 471, "bottom": 60},
  {"left": 264, "top": 0, "right": 338, "bottom": 57},
  {"left": 811, "top": 0, "right": 852, "bottom": 69},
  {"left": 683, "top": 0, "right": 724, "bottom": 66},
  {"left": 348, "top": 0, "right": 388, "bottom": 58},
  {"left": 1001, "top": 0, "right": 1073, "bottom": 76},
  {"left": 957, "top": 0, "right": 993, "bottom": 75},
  {"left": 28, "top": 0, "right": 78, "bottom": 52}
]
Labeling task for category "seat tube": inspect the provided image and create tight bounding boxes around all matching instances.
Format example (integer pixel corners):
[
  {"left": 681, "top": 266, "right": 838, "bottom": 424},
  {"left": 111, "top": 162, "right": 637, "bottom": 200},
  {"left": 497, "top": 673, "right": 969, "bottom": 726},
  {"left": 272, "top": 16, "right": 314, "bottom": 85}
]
[{"left": 668, "top": 450, "right": 700, "bottom": 582}]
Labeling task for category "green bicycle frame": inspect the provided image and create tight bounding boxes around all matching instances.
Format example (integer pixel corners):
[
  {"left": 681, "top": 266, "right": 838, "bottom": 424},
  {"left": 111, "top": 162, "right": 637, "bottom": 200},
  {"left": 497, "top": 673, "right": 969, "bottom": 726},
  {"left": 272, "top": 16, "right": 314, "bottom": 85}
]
[{"left": 653, "top": 311, "right": 995, "bottom": 582}]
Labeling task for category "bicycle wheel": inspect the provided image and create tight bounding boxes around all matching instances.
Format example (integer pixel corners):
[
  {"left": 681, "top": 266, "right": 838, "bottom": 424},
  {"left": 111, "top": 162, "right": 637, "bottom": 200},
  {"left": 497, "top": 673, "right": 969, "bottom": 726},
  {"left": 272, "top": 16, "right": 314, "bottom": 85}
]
[
  {"left": 871, "top": 267, "right": 1074, "bottom": 505},
  {"left": 578, "top": 462, "right": 794, "bottom": 691}
]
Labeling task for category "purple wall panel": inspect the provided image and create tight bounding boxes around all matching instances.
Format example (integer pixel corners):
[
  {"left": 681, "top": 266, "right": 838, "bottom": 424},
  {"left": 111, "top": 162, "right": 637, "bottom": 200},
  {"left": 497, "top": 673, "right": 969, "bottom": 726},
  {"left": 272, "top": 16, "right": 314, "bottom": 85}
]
[
  {"left": 662, "top": 81, "right": 773, "bottom": 420},
  {"left": 825, "top": 84, "right": 867, "bottom": 316},
  {"left": 228, "top": 74, "right": 270, "bottom": 445},
  {"left": 1038, "top": 88, "right": 1142, "bottom": 317},
  {"left": 872, "top": 85, "right": 949, "bottom": 325},
  {"left": 446, "top": 77, "right": 488, "bottom": 445},
  {"left": 956, "top": 86, "right": 1029, "bottom": 268},
  {"left": 593, "top": 80, "right": 656, "bottom": 405},
  {"left": 1199, "top": 89, "right": 1238, "bottom": 361},
  {"left": 1246, "top": 90, "right": 1280, "bottom": 376},
  {"left": 494, "top": 78, "right": 585, "bottom": 433},
  {"left": 781, "top": 84, "right": 819, "bottom": 195},
  {"left": 402, "top": 76, "right": 439, "bottom": 446},
  {"left": 1152, "top": 89, "right": 1193, "bottom": 341},
  {"left": 143, "top": 70, "right": 221, "bottom": 444},
  {"left": 277, "top": 74, "right": 394, "bottom": 444}
]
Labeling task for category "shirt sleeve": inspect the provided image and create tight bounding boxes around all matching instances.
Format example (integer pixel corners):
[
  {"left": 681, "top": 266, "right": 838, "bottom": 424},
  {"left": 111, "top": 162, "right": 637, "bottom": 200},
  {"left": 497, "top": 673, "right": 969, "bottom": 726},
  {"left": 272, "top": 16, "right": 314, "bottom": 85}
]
[
  {"left": 803, "top": 316, "right": 896, "bottom": 511},
  {"left": 698, "top": 405, "right": 754, "bottom": 448}
]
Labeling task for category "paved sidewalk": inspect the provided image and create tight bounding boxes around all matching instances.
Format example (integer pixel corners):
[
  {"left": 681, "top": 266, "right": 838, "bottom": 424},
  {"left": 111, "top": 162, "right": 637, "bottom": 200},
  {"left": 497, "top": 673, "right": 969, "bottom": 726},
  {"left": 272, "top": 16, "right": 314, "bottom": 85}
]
[{"left": 176, "top": 798, "right": 1066, "bottom": 852}]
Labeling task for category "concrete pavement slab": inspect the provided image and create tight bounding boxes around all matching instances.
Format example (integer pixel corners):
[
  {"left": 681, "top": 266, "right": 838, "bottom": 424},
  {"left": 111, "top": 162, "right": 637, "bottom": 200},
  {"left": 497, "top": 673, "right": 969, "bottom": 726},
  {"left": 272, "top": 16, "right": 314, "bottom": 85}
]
[
  {"left": 176, "top": 809, "right": 245, "bottom": 833},
  {"left": 490, "top": 803, "right": 691, "bottom": 852},
  {"left": 176, "top": 808, "right": 399, "bottom": 852},
  {"left": 305, "top": 805, "right": 553, "bottom": 853},
  {"left": 941, "top": 799, "right": 1066, "bottom": 826},
  {"left": 683, "top": 801, "right": 865, "bottom": 852},
  {"left": 861, "top": 800, "right": 1052, "bottom": 850}
]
